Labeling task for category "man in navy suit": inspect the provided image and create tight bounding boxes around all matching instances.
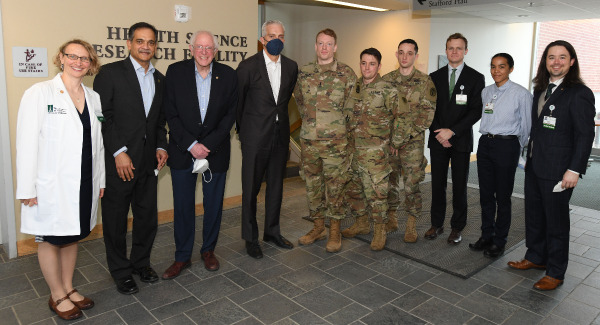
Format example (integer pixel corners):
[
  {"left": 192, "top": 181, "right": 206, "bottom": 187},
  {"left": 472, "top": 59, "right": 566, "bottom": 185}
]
[
  {"left": 426, "top": 33, "right": 485, "bottom": 244},
  {"left": 94, "top": 22, "right": 168, "bottom": 294},
  {"left": 236, "top": 20, "right": 298, "bottom": 258},
  {"left": 161, "top": 30, "right": 238, "bottom": 278},
  {"left": 508, "top": 40, "right": 595, "bottom": 291}
]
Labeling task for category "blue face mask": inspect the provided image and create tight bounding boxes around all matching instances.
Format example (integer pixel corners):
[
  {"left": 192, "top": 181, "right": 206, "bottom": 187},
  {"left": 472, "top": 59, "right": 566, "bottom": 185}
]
[{"left": 265, "top": 38, "right": 284, "bottom": 56}]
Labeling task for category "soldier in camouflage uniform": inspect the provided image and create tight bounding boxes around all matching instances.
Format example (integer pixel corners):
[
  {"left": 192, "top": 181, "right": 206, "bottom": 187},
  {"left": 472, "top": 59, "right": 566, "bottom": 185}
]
[
  {"left": 382, "top": 39, "right": 437, "bottom": 243},
  {"left": 294, "top": 29, "right": 357, "bottom": 253},
  {"left": 343, "top": 48, "right": 406, "bottom": 251}
]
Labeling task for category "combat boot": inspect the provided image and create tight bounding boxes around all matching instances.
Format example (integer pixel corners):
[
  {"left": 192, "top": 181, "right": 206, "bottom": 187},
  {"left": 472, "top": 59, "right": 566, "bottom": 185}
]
[
  {"left": 341, "top": 215, "right": 370, "bottom": 238},
  {"left": 326, "top": 219, "right": 342, "bottom": 253},
  {"left": 404, "top": 215, "right": 418, "bottom": 243},
  {"left": 371, "top": 223, "right": 387, "bottom": 251},
  {"left": 386, "top": 213, "right": 399, "bottom": 233},
  {"left": 298, "top": 218, "right": 326, "bottom": 245}
]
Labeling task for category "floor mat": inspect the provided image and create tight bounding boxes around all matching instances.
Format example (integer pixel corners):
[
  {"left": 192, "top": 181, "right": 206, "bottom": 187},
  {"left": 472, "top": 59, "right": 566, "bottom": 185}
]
[{"left": 306, "top": 182, "right": 526, "bottom": 279}]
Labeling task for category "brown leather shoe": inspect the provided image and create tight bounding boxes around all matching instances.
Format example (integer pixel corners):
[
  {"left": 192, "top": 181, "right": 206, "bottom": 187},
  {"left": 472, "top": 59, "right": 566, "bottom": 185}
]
[
  {"left": 447, "top": 229, "right": 462, "bottom": 244},
  {"left": 534, "top": 275, "right": 563, "bottom": 291},
  {"left": 67, "top": 289, "right": 94, "bottom": 310},
  {"left": 507, "top": 259, "right": 546, "bottom": 270},
  {"left": 162, "top": 260, "right": 191, "bottom": 280},
  {"left": 201, "top": 251, "right": 220, "bottom": 271},
  {"left": 48, "top": 295, "right": 82, "bottom": 320},
  {"left": 424, "top": 226, "right": 443, "bottom": 240}
]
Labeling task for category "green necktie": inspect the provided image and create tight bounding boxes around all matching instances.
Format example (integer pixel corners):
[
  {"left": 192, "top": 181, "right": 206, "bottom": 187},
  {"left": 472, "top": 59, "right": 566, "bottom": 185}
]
[
  {"left": 545, "top": 83, "right": 556, "bottom": 101},
  {"left": 449, "top": 68, "right": 456, "bottom": 100}
]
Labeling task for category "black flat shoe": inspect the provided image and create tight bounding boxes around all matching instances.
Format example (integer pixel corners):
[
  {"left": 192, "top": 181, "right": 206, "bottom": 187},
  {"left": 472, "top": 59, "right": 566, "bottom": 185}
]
[
  {"left": 133, "top": 266, "right": 159, "bottom": 283},
  {"left": 264, "top": 234, "right": 294, "bottom": 249},
  {"left": 469, "top": 237, "right": 493, "bottom": 251},
  {"left": 246, "top": 241, "right": 263, "bottom": 259},
  {"left": 484, "top": 244, "right": 505, "bottom": 258},
  {"left": 115, "top": 275, "right": 139, "bottom": 295}
]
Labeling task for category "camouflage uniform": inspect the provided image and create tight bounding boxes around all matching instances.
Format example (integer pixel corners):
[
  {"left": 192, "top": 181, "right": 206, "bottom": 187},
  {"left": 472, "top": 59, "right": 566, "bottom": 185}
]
[
  {"left": 382, "top": 68, "right": 436, "bottom": 223},
  {"left": 345, "top": 75, "right": 405, "bottom": 224},
  {"left": 294, "top": 60, "right": 356, "bottom": 221}
]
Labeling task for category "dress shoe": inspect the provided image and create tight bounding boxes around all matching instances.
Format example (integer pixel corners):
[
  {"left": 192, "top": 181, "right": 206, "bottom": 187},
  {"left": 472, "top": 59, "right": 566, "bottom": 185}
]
[
  {"left": 48, "top": 295, "right": 82, "bottom": 320},
  {"left": 507, "top": 259, "right": 546, "bottom": 270},
  {"left": 483, "top": 244, "right": 505, "bottom": 258},
  {"left": 424, "top": 226, "right": 443, "bottom": 240},
  {"left": 469, "top": 237, "right": 492, "bottom": 251},
  {"left": 447, "top": 229, "right": 462, "bottom": 244},
  {"left": 66, "top": 289, "right": 94, "bottom": 310},
  {"left": 264, "top": 234, "right": 294, "bottom": 249},
  {"left": 162, "top": 260, "right": 191, "bottom": 280},
  {"left": 534, "top": 275, "right": 563, "bottom": 291},
  {"left": 246, "top": 241, "right": 263, "bottom": 259},
  {"left": 133, "top": 266, "right": 159, "bottom": 283},
  {"left": 201, "top": 251, "right": 220, "bottom": 271},
  {"left": 115, "top": 275, "right": 139, "bottom": 295}
]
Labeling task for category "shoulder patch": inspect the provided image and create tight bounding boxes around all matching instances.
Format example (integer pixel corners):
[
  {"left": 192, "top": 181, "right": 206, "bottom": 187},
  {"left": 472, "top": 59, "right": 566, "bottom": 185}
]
[{"left": 430, "top": 87, "right": 436, "bottom": 97}]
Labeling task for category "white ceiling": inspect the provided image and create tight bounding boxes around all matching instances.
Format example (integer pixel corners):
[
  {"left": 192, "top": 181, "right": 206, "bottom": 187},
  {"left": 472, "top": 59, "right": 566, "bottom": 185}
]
[{"left": 265, "top": 0, "right": 600, "bottom": 23}]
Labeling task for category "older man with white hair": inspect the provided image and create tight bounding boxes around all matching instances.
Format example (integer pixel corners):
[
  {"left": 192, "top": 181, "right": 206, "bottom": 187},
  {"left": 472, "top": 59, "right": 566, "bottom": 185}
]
[{"left": 162, "top": 30, "right": 238, "bottom": 278}]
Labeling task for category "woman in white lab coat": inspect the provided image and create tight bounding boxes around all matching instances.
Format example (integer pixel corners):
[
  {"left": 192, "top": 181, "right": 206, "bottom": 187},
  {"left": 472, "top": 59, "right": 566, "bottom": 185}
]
[{"left": 15, "top": 39, "right": 105, "bottom": 321}]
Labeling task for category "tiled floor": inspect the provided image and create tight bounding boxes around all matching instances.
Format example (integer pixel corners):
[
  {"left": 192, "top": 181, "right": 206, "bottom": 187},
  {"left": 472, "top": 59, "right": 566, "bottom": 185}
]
[{"left": 1, "top": 176, "right": 600, "bottom": 324}]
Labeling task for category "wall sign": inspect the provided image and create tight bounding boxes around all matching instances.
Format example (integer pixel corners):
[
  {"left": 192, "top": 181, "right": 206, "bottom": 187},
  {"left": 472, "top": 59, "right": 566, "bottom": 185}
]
[
  {"left": 12, "top": 47, "right": 48, "bottom": 77},
  {"left": 413, "top": 0, "right": 501, "bottom": 11}
]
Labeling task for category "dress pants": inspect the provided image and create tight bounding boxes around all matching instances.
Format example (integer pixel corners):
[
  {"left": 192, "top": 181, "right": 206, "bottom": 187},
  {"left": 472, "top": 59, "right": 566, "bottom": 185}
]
[
  {"left": 524, "top": 163, "right": 572, "bottom": 280},
  {"left": 241, "top": 123, "right": 288, "bottom": 242},
  {"left": 171, "top": 165, "right": 227, "bottom": 262},
  {"left": 102, "top": 171, "right": 157, "bottom": 280},
  {"left": 477, "top": 136, "right": 520, "bottom": 247},
  {"left": 430, "top": 146, "right": 470, "bottom": 230}
]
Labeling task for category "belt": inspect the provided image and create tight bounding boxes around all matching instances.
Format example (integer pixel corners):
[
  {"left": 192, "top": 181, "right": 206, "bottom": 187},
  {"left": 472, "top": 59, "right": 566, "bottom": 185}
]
[{"left": 485, "top": 134, "right": 517, "bottom": 140}]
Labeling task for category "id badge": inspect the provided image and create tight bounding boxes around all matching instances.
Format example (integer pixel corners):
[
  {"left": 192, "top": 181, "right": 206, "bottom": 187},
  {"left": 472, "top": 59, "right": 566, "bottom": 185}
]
[
  {"left": 543, "top": 116, "right": 556, "bottom": 129},
  {"left": 484, "top": 103, "right": 494, "bottom": 114},
  {"left": 456, "top": 94, "right": 467, "bottom": 105},
  {"left": 94, "top": 110, "right": 105, "bottom": 122}
]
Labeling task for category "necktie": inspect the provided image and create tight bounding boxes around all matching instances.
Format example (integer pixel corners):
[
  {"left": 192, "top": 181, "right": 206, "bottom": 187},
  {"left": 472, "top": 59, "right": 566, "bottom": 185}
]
[
  {"left": 545, "top": 83, "right": 556, "bottom": 101},
  {"left": 449, "top": 68, "right": 456, "bottom": 100}
]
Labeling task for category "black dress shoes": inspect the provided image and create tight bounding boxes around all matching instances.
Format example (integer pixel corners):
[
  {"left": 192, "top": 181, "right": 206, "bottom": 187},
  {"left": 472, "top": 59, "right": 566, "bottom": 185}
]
[
  {"left": 115, "top": 275, "right": 139, "bottom": 295},
  {"left": 469, "top": 237, "right": 493, "bottom": 251},
  {"left": 133, "top": 266, "right": 159, "bottom": 283},
  {"left": 246, "top": 241, "right": 263, "bottom": 259},
  {"left": 264, "top": 234, "right": 294, "bottom": 249},
  {"left": 484, "top": 244, "right": 505, "bottom": 258}
]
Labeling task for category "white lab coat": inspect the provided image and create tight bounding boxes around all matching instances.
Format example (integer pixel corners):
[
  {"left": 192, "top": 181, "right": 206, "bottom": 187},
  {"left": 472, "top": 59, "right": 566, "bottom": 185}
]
[{"left": 16, "top": 74, "right": 105, "bottom": 236}]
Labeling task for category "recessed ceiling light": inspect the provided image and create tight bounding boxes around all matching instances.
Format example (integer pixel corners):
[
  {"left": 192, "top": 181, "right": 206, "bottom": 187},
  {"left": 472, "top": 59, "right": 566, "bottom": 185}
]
[{"left": 315, "top": 0, "right": 389, "bottom": 12}]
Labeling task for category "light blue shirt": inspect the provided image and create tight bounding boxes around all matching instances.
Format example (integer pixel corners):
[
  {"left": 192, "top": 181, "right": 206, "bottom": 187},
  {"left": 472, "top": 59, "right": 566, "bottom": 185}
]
[
  {"left": 113, "top": 57, "right": 157, "bottom": 158},
  {"left": 448, "top": 62, "right": 465, "bottom": 85},
  {"left": 479, "top": 79, "right": 533, "bottom": 148},
  {"left": 130, "top": 56, "right": 155, "bottom": 117},
  {"left": 195, "top": 63, "right": 212, "bottom": 121},
  {"left": 188, "top": 63, "right": 213, "bottom": 151}
]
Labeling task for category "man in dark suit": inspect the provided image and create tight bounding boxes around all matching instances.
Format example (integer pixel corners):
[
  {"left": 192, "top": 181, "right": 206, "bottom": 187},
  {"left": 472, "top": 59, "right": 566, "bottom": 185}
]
[
  {"left": 427, "top": 33, "right": 485, "bottom": 244},
  {"left": 236, "top": 20, "right": 298, "bottom": 258},
  {"left": 94, "top": 22, "right": 168, "bottom": 294},
  {"left": 508, "top": 40, "right": 595, "bottom": 291},
  {"left": 161, "top": 31, "right": 238, "bottom": 279}
]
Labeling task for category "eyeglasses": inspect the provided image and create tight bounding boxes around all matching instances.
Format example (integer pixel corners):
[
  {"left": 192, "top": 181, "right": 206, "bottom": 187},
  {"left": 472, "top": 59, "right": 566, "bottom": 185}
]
[
  {"left": 191, "top": 45, "right": 215, "bottom": 52},
  {"left": 63, "top": 53, "right": 91, "bottom": 63}
]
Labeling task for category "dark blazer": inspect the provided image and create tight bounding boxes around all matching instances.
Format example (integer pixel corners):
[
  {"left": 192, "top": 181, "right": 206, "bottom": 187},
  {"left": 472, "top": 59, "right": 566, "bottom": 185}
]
[
  {"left": 428, "top": 64, "right": 485, "bottom": 152},
  {"left": 163, "top": 59, "right": 238, "bottom": 172},
  {"left": 527, "top": 83, "right": 595, "bottom": 181},
  {"left": 236, "top": 52, "right": 298, "bottom": 149},
  {"left": 93, "top": 57, "right": 167, "bottom": 176}
]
